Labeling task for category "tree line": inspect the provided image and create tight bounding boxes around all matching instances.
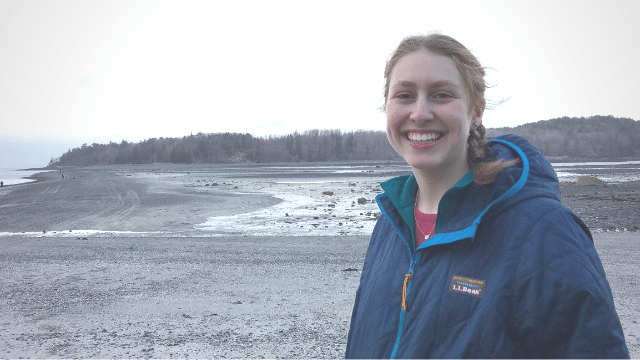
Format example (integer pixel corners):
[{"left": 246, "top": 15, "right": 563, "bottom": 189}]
[
  {"left": 48, "top": 129, "right": 400, "bottom": 167},
  {"left": 48, "top": 116, "right": 639, "bottom": 167},
  {"left": 486, "top": 115, "right": 639, "bottom": 159}
]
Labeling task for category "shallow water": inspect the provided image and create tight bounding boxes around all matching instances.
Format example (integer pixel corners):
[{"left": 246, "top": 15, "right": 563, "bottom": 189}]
[
  {"left": 194, "top": 160, "right": 640, "bottom": 237},
  {"left": 552, "top": 160, "right": 640, "bottom": 182},
  {"left": 0, "top": 168, "right": 46, "bottom": 186}
]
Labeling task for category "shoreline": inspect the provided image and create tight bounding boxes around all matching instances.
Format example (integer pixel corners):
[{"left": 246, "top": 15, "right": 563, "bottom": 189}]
[
  {"left": 2, "top": 164, "right": 638, "bottom": 234},
  {"left": 0, "top": 168, "right": 51, "bottom": 187},
  {"left": 0, "top": 164, "right": 390, "bottom": 236},
  {"left": 1, "top": 167, "right": 285, "bottom": 234}
]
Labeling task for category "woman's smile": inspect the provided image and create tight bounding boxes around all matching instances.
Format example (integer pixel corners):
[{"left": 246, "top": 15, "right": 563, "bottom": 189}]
[{"left": 407, "top": 131, "right": 442, "bottom": 144}]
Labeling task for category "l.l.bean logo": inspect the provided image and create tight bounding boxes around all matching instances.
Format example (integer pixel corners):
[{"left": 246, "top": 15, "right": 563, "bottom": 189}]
[{"left": 449, "top": 275, "right": 486, "bottom": 297}]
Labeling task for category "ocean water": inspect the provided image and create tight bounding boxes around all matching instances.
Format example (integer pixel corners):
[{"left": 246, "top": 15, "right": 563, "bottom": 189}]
[
  {"left": 551, "top": 160, "right": 640, "bottom": 183},
  {"left": 0, "top": 168, "right": 43, "bottom": 186}
]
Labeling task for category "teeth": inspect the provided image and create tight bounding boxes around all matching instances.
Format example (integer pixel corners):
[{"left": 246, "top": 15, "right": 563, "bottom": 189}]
[{"left": 408, "top": 132, "right": 440, "bottom": 142}]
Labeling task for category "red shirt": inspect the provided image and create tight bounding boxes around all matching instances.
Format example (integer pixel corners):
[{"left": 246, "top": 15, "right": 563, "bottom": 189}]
[{"left": 415, "top": 207, "right": 437, "bottom": 247}]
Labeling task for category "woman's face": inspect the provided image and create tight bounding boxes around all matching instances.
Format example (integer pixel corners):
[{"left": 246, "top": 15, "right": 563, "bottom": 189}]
[{"left": 386, "top": 50, "right": 482, "bottom": 175}]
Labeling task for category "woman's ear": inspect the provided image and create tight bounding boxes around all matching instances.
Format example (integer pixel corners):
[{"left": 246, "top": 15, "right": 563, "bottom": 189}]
[{"left": 471, "top": 101, "right": 484, "bottom": 129}]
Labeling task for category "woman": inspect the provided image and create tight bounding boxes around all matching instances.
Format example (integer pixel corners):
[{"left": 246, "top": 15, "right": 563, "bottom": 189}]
[{"left": 345, "top": 33, "right": 629, "bottom": 359}]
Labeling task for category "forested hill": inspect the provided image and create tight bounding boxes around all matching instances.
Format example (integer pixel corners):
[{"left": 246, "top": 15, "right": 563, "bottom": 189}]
[
  {"left": 48, "top": 130, "right": 400, "bottom": 167},
  {"left": 486, "top": 115, "right": 639, "bottom": 159},
  {"left": 48, "top": 116, "right": 639, "bottom": 167}
]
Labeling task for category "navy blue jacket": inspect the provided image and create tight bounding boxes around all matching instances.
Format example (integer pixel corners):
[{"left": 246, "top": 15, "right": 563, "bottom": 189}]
[{"left": 346, "top": 135, "right": 628, "bottom": 358}]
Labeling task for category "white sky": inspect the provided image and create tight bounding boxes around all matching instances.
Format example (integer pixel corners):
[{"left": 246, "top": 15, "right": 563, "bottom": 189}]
[{"left": 1, "top": 0, "right": 639, "bottom": 167}]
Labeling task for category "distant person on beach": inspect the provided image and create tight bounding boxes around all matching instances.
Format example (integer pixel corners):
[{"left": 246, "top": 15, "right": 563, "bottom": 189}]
[
  {"left": 1, "top": 181, "right": 3, "bottom": 187},
  {"left": 346, "top": 33, "right": 629, "bottom": 358}
]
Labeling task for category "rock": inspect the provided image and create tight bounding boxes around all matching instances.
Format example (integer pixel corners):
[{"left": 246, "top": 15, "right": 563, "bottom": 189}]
[
  {"left": 357, "top": 197, "right": 367, "bottom": 204},
  {"left": 576, "top": 176, "right": 606, "bottom": 186},
  {"left": 322, "top": 191, "right": 334, "bottom": 196}
]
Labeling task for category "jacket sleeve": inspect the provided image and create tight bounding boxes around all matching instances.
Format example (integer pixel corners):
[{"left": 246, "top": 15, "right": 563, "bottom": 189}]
[{"left": 509, "top": 207, "right": 629, "bottom": 358}]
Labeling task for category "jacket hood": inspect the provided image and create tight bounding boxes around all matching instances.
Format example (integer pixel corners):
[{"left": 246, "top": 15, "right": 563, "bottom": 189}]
[{"left": 378, "top": 134, "right": 562, "bottom": 248}]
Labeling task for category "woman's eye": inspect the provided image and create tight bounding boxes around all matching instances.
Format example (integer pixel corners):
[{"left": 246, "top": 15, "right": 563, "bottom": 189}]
[
  {"left": 396, "top": 93, "right": 413, "bottom": 99},
  {"left": 433, "top": 92, "right": 452, "bottom": 99}
]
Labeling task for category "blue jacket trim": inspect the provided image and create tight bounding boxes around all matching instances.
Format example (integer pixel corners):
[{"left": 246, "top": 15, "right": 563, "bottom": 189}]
[
  {"left": 376, "top": 193, "right": 413, "bottom": 258},
  {"left": 416, "top": 138, "right": 530, "bottom": 249},
  {"left": 390, "top": 252, "right": 422, "bottom": 359}
]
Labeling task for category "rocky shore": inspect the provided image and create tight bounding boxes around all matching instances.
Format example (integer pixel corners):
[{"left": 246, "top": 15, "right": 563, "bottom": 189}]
[
  {"left": 0, "top": 164, "right": 638, "bottom": 358},
  {"left": 561, "top": 180, "right": 640, "bottom": 232}
]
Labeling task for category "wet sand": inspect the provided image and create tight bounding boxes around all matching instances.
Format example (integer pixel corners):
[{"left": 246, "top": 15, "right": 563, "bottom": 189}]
[
  {"left": 0, "top": 163, "right": 638, "bottom": 358},
  {"left": 0, "top": 166, "right": 281, "bottom": 234},
  {"left": 0, "top": 164, "right": 403, "bottom": 237}
]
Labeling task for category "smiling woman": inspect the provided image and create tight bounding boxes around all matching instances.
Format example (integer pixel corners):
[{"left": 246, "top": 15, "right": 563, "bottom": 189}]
[
  {"left": 383, "top": 34, "right": 517, "bottom": 213},
  {"left": 385, "top": 51, "right": 474, "bottom": 177},
  {"left": 345, "top": 33, "right": 630, "bottom": 359}
]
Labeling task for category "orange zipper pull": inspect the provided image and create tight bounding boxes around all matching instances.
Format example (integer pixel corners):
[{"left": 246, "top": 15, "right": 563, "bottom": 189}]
[{"left": 402, "top": 273, "right": 413, "bottom": 311}]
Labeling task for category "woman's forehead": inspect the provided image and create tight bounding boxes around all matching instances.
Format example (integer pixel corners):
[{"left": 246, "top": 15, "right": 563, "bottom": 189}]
[{"left": 390, "top": 50, "right": 463, "bottom": 88}]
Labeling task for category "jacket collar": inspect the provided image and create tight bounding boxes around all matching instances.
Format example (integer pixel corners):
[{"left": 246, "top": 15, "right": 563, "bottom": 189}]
[{"left": 377, "top": 136, "right": 533, "bottom": 249}]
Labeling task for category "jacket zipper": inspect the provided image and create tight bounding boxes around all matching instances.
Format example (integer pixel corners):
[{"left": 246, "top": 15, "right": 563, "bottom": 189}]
[
  {"left": 376, "top": 195, "right": 421, "bottom": 359},
  {"left": 401, "top": 273, "right": 413, "bottom": 311}
]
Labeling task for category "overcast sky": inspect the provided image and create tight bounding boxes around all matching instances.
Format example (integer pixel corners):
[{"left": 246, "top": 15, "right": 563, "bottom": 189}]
[{"left": 1, "top": 0, "right": 639, "bottom": 168}]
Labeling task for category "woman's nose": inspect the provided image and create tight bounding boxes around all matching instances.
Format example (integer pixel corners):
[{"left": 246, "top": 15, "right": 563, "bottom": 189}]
[{"left": 410, "top": 96, "right": 434, "bottom": 123}]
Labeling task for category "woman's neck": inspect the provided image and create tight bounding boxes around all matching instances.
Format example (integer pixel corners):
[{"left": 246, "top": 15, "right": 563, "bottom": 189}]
[{"left": 412, "top": 163, "right": 470, "bottom": 214}]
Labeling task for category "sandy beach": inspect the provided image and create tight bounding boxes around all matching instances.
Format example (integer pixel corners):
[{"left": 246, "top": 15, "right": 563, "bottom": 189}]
[{"left": 0, "top": 163, "right": 638, "bottom": 358}]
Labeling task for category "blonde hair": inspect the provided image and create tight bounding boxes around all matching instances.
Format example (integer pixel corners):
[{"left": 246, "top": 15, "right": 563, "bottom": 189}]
[{"left": 384, "top": 33, "right": 516, "bottom": 185}]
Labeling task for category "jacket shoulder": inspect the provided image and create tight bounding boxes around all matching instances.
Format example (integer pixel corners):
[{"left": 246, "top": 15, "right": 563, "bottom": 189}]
[{"left": 504, "top": 200, "right": 628, "bottom": 358}]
